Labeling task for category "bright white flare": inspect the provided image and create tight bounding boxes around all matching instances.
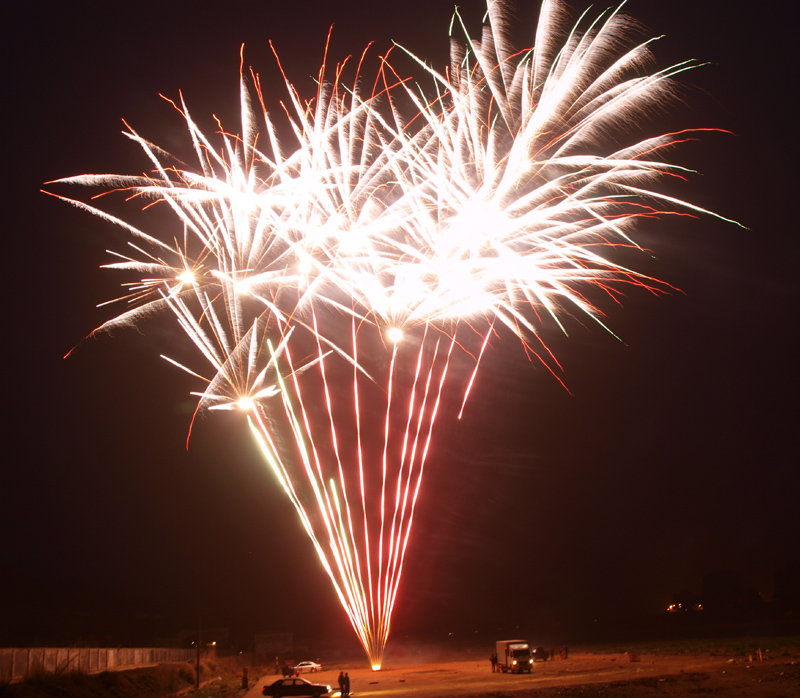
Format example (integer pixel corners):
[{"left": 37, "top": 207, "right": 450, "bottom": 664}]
[{"left": 50, "top": 0, "right": 734, "bottom": 669}]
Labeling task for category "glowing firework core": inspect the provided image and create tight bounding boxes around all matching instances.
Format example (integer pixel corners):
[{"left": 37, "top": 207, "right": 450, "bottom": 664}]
[
  {"left": 51, "top": 0, "right": 734, "bottom": 669},
  {"left": 237, "top": 397, "right": 255, "bottom": 412},
  {"left": 387, "top": 328, "right": 404, "bottom": 343}
]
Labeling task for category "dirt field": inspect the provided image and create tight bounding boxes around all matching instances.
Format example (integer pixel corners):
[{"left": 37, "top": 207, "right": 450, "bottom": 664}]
[{"left": 247, "top": 652, "right": 800, "bottom": 698}]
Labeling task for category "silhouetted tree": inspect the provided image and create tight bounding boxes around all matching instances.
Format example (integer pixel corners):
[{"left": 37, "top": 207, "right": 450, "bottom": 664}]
[
  {"left": 701, "top": 570, "right": 744, "bottom": 617},
  {"left": 671, "top": 589, "right": 701, "bottom": 611},
  {"left": 774, "top": 563, "right": 800, "bottom": 617}
]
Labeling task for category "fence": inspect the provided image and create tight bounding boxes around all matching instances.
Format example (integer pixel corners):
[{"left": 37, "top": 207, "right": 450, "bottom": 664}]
[{"left": 0, "top": 647, "right": 195, "bottom": 683}]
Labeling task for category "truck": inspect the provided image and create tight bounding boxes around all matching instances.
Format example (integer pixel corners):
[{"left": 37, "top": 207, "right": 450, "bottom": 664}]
[{"left": 495, "top": 639, "right": 534, "bottom": 673}]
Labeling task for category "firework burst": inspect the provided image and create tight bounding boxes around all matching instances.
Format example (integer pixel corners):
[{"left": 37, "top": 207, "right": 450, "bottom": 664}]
[{"left": 49, "top": 0, "right": 735, "bottom": 668}]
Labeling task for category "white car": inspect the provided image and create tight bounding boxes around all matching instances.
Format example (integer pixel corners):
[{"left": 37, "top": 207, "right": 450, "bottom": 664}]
[{"left": 293, "top": 661, "right": 322, "bottom": 674}]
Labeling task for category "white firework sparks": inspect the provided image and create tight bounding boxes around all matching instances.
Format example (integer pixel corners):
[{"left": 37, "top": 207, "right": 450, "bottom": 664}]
[{"left": 48, "top": 0, "right": 736, "bottom": 668}]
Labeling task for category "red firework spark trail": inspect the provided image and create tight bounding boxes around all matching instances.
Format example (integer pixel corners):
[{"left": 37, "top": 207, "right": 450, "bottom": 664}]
[
  {"left": 248, "top": 314, "right": 460, "bottom": 665},
  {"left": 351, "top": 318, "right": 374, "bottom": 638},
  {"left": 376, "top": 336, "right": 398, "bottom": 643},
  {"left": 382, "top": 332, "right": 457, "bottom": 651}
]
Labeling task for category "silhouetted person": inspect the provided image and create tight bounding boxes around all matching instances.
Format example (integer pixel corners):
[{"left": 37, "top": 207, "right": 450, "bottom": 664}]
[
  {"left": 338, "top": 671, "right": 345, "bottom": 696},
  {"left": 490, "top": 653, "right": 497, "bottom": 672},
  {"left": 343, "top": 672, "right": 351, "bottom": 697}
]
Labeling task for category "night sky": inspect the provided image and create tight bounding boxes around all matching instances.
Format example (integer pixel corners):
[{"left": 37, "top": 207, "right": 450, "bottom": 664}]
[{"left": 4, "top": 0, "right": 797, "bottom": 651}]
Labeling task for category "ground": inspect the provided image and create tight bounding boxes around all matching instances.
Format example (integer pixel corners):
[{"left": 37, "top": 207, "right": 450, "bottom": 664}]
[
  {"left": 247, "top": 652, "right": 800, "bottom": 698},
  {"left": 4, "top": 645, "right": 798, "bottom": 697}
]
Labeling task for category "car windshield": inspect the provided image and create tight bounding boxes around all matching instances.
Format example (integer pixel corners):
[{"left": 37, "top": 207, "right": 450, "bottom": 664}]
[{"left": 510, "top": 648, "right": 530, "bottom": 657}]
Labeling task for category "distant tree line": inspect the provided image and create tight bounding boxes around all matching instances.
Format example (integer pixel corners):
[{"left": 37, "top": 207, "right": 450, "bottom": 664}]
[{"left": 669, "top": 563, "right": 800, "bottom": 622}]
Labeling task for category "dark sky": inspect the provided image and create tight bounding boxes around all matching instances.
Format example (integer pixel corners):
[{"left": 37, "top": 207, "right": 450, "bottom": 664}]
[{"left": 4, "top": 0, "right": 797, "bottom": 651}]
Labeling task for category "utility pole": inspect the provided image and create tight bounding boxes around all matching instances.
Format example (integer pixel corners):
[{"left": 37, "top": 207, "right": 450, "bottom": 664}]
[{"left": 196, "top": 616, "right": 201, "bottom": 690}]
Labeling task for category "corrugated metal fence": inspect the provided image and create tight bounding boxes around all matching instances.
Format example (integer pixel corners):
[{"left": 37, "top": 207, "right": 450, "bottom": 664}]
[{"left": 0, "top": 647, "right": 195, "bottom": 682}]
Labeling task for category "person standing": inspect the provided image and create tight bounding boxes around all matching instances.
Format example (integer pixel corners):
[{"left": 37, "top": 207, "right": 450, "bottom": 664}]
[
  {"left": 490, "top": 652, "right": 497, "bottom": 672},
  {"left": 343, "top": 672, "right": 351, "bottom": 697},
  {"left": 337, "top": 671, "right": 345, "bottom": 696}
]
